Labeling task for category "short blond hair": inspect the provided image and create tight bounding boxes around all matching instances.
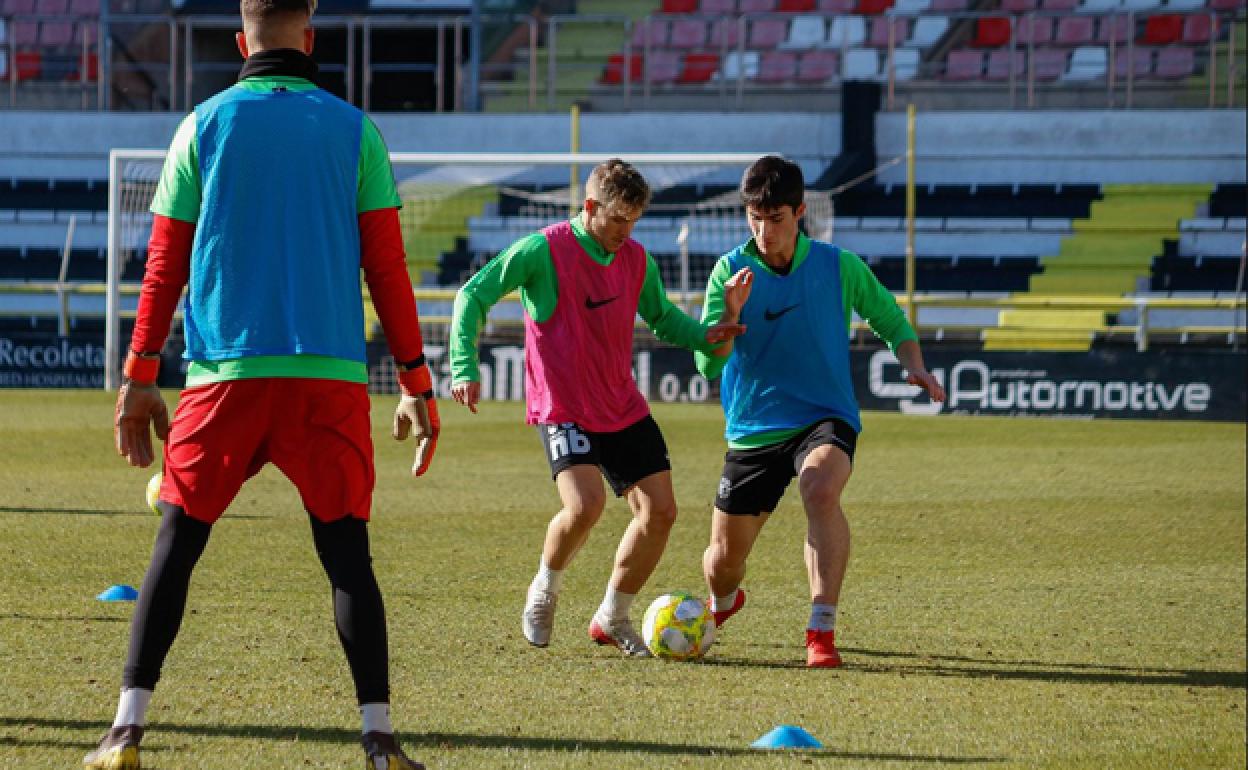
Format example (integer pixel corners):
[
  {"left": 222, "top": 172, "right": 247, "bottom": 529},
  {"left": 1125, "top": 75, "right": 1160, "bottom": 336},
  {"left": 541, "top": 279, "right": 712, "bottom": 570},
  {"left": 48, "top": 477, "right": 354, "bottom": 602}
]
[{"left": 586, "top": 159, "right": 651, "bottom": 210}]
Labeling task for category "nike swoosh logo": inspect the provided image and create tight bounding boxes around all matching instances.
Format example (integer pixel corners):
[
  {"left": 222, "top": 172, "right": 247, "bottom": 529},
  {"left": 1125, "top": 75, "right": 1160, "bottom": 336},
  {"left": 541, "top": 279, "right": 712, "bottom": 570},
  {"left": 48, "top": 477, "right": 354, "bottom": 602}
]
[
  {"left": 585, "top": 296, "right": 618, "bottom": 310},
  {"left": 763, "top": 304, "right": 800, "bottom": 321}
]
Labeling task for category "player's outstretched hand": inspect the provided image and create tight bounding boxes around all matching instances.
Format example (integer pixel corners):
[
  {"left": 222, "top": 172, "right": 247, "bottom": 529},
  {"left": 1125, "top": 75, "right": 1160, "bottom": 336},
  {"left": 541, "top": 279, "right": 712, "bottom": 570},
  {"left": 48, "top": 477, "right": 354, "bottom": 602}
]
[
  {"left": 906, "top": 369, "right": 947, "bottom": 402},
  {"left": 114, "top": 382, "right": 170, "bottom": 468},
  {"left": 705, "top": 322, "right": 747, "bottom": 345},
  {"left": 450, "top": 380, "right": 480, "bottom": 413},
  {"left": 722, "top": 266, "right": 754, "bottom": 318},
  {"left": 393, "top": 395, "right": 440, "bottom": 477}
]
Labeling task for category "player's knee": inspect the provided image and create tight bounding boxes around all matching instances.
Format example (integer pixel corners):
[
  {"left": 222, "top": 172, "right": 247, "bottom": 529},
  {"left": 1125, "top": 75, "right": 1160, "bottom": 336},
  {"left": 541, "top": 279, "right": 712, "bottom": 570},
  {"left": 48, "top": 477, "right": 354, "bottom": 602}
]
[
  {"left": 798, "top": 472, "right": 843, "bottom": 512},
  {"left": 565, "top": 492, "right": 606, "bottom": 525},
  {"left": 638, "top": 497, "right": 677, "bottom": 531}
]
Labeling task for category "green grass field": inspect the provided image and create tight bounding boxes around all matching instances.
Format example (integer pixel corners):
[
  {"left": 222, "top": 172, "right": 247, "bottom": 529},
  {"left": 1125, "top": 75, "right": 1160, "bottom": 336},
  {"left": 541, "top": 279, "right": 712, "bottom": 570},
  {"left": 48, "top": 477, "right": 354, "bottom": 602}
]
[{"left": 1, "top": 390, "right": 1244, "bottom": 769}]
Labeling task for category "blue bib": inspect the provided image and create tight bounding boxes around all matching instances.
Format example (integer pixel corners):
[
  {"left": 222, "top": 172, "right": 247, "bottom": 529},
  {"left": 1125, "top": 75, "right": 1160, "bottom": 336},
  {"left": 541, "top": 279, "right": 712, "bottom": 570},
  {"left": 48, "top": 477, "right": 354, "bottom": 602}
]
[{"left": 721, "top": 240, "right": 861, "bottom": 441}]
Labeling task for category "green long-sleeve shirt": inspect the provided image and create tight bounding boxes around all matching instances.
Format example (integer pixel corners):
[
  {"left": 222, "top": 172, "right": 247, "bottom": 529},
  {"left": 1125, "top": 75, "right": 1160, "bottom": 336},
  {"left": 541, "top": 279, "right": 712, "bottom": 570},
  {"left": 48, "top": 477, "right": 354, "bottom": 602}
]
[{"left": 450, "top": 215, "right": 715, "bottom": 383}]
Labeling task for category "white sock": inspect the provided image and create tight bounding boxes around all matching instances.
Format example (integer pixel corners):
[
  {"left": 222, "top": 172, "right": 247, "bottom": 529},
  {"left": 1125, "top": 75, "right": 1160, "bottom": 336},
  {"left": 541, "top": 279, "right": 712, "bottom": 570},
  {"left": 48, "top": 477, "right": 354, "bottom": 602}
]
[
  {"left": 360, "top": 702, "right": 393, "bottom": 735},
  {"left": 112, "top": 688, "right": 153, "bottom": 728},
  {"left": 531, "top": 561, "right": 563, "bottom": 594},
  {"left": 598, "top": 586, "right": 636, "bottom": 622},
  {"left": 711, "top": 590, "right": 739, "bottom": 613},
  {"left": 808, "top": 603, "right": 837, "bottom": 632}
]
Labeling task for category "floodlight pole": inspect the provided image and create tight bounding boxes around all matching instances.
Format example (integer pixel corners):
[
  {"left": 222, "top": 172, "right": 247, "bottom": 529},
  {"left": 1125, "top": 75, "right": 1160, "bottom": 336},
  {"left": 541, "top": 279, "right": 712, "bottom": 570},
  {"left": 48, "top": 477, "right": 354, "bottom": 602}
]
[
  {"left": 904, "top": 103, "right": 917, "bottom": 330},
  {"left": 569, "top": 104, "right": 581, "bottom": 220},
  {"left": 467, "top": 0, "right": 482, "bottom": 111}
]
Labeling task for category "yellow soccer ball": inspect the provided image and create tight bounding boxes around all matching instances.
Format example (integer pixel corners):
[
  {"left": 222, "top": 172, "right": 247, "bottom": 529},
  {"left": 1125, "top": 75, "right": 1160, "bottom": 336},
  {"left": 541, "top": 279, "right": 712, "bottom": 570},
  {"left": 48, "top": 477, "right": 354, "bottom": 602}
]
[
  {"left": 146, "top": 473, "right": 162, "bottom": 515},
  {"left": 642, "top": 592, "right": 715, "bottom": 661}
]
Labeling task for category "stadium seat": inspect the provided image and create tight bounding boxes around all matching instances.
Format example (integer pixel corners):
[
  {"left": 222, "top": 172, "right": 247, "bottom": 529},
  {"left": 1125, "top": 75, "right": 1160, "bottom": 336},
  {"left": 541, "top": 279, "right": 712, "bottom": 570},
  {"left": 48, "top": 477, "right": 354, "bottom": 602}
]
[
  {"left": 631, "top": 19, "right": 670, "bottom": 50},
  {"left": 710, "top": 18, "right": 743, "bottom": 47},
  {"left": 748, "top": 18, "right": 788, "bottom": 48},
  {"left": 69, "top": 0, "right": 99, "bottom": 12},
  {"left": 891, "top": 46, "right": 921, "bottom": 79},
  {"left": 1113, "top": 45, "right": 1152, "bottom": 78},
  {"left": 817, "top": 0, "right": 856, "bottom": 9},
  {"left": 868, "top": 17, "right": 909, "bottom": 47},
  {"left": 986, "top": 48, "right": 1025, "bottom": 79},
  {"left": 679, "top": 52, "right": 720, "bottom": 82},
  {"left": 828, "top": 16, "right": 868, "bottom": 47},
  {"left": 1031, "top": 47, "right": 1068, "bottom": 79},
  {"left": 723, "top": 50, "right": 758, "bottom": 78},
  {"left": 782, "top": 15, "right": 826, "bottom": 49},
  {"left": 843, "top": 47, "right": 880, "bottom": 77},
  {"left": 13, "top": 20, "right": 37, "bottom": 46},
  {"left": 1152, "top": 44, "right": 1194, "bottom": 77},
  {"left": 945, "top": 48, "right": 984, "bottom": 78},
  {"left": 778, "top": 0, "right": 817, "bottom": 9},
  {"left": 1164, "top": 0, "right": 1205, "bottom": 8},
  {"left": 721, "top": 49, "right": 760, "bottom": 78},
  {"left": 739, "top": 0, "right": 778, "bottom": 10},
  {"left": 1141, "top": 14, "right": 1182, "bottom": 45},
  {"left": 1181, "top": 14, "right": 1213, "bottom": 44},
  {"left": 39, "top": 20, "right": 74, "bottom": 46},
  {"left": 797, "top": 48, "right": 839, "bottom": 80},
  {"left": 1076, "top": 0, "right": 1117, "bottom": 12},
  {"left": 971, "top": 18, "right": 1011, "bottom": 47},
  {"left": 1208, "top": 0, "right": 1246, "bottom": 10},
  {"left": 662, "top": 0, "right": 699, "bottom": 11},
  {"left": 909, "top": 16, "right": 948, "bottom": 46},
  {"left": 1096, "top": 15, "right": 1131, "bottom": 44},
  {"left": 14, "top": 50, "right": 40, "bottom": 80},
  {"left": 669, "top": 19, "right": 708, "bottom": 48},
  {"left": 647, "top": 49, "right": 682, "bottom": 82},
  {"left": 929, "top": 0, "right": 968, "bottom": 10},
  {"left": 1056, "top": 16, "right": 1095, "bottom": 44},
  {"left": 1001, "top": 0, "right": 1037, "bottom": 10},
  {"left": 700, "top": 0, "right": 737, "bottom": 11},
  {"left": 34, "top": 0, "right": 67, "bottom": 12},
  {"left": 758, "top": 49, "right": 799, "bottom": 81},
  {"left": 892, "top": 0, "right": 932, "bottom": 14},
  {"left": 1040, "top": 0, "right": 1077, "bottom": 9},
  {"left": 1063, "top": 45, "right": 1107, "bottom": 79},
  {"left": 3, "top": 0, "right": 37, "bottom": 12},
  {"left": 856, "top": 0, "right": 894, "bottom": 13},
  {"left": 1016, "top": 16, "right": 1055, "bottom": 45},
  {"left": 72, "top": 49, "right": 98, "bottom": 81},
  {"left": 601, "top": 53, "right": 643, "bottom": 84},
  {"left": 1120, "top": 0, "right": 1161, "bottom": 9}
]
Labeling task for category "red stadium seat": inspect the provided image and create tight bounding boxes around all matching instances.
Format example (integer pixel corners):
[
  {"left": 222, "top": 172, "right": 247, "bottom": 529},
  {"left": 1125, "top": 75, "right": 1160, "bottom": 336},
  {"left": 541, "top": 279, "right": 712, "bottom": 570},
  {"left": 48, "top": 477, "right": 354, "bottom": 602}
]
[
  {"left": 3, "top": 0, "right": 37, "bottom": 13},
  {"left": 739, "top": 0, "right": 778, "bottom": 10},
  {"left": 669, "top": 19, "right": 708, "bottom": 48},
  {"left": 34, "top": 0, "right": 67, "bottom": 13},
  {"left": 1140, "top": 14, "right": 1181, "bottom": 45},
  {"left": 601, "top": 53, "right": 643, "bottom": 84},
  {"left": 39, "top": 20, "right": 75, "bottom": 46},
  {"left": 797, "top": 48, "right": 839, "bottom": 81},
  {"left": 856, "top": 0, "right": 894, "bottom": 13},
  {"left": 1015, "top": 16, "right": 1055, "bottom": 45},
  {"left": 1180, "top": 14, "right": 1213, "bottom": 44},
  {"left": 1208, "top": 0, "right": 1245, "bottom": 10},
  {"left": 1001, "top": 0, "right": 1037, "bottom": 11},
  {"left": 1030, "top": 47, "right": 1067, "bottom": 79},
  {"left": 748, "top": 18, "right": 788, "bottom": 48},
  {"left": 867, "top": 17, "right": 909, "bottom": 47},
  {"left": 778, "top": 0, "right": 817, "bottom": 9},
  {"left": 757, "top": 50, "right": 799, "bottom": 81},
  {"left": 15, "top": 50, "right": 41, "bottom": 80},
  {"left": 662, "top": 0, "right": 699, "bottom": 12},
  {"left": 1040, "top": 0, "right": 1078, "bottom": 10},
  {"left": 646, "top": 49, "right": 682, "bottom": 83},
  {"left": 679, "top": 52, "right": 720, "bottom": 82},
  {"left": 945, "top": 48, "right": 984, "bottom": 78},
  {"left": 986, "top": 48, "right": 1025, "bottom": 79},
  {"left": 1152, "top": 44, "right": 1194, "bottom": 77},
  {"left": 710, "top": 17, "right": 743, "bottom": 48},
  {"left": 630, "top": 18, "right": 670, "bottom": 50},
  {"left": 1112, "top": 46, "right": 1152, "bottom": 78},
  {"left": 1096, "top": 15, "right": 1131, "bottom": 44},
  {"left": 1055, "top": 16, "right": 1095, "bottom": 45},
  {"left": 700, "top": 0, "right": 737, "bottom": 11},
  {"left": 971, "top": 18, "right": 1011, "bottom": 47}
]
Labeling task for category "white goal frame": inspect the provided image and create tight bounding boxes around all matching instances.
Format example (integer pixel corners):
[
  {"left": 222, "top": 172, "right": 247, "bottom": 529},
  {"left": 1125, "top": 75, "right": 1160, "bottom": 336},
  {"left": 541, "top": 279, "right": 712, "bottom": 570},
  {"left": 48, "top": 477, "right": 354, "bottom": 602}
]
[{"left": 106, "top": 150, "right": 786, "bottom": 390}]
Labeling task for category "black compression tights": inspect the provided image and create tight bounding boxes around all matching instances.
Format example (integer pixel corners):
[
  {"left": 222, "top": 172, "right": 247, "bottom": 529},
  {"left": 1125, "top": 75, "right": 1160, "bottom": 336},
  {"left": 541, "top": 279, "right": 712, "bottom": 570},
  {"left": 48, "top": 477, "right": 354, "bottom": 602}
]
[{"left": 123, "top": 506, "right": 390, "bottom": 705}]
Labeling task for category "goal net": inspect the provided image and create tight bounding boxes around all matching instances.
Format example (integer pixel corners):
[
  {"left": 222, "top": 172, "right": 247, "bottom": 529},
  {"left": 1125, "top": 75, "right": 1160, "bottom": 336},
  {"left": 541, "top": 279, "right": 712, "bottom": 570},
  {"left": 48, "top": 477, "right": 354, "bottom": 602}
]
[{"left": 106, "top": 151, "right": 833, "bottom": 393}]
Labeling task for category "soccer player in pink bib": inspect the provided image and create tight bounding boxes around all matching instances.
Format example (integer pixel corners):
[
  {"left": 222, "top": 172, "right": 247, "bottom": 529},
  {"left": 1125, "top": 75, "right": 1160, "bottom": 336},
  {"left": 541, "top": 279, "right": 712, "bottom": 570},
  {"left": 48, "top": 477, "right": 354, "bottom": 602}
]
[{"left": 449, "top": 159, "right": 752, "bottom": 656}]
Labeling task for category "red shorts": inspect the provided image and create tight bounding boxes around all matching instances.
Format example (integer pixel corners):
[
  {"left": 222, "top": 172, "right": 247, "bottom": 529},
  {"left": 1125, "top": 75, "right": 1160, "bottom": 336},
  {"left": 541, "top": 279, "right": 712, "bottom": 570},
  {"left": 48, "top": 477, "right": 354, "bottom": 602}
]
[{"left": 157, "top": 378, "right": 374, "bottom": 524}]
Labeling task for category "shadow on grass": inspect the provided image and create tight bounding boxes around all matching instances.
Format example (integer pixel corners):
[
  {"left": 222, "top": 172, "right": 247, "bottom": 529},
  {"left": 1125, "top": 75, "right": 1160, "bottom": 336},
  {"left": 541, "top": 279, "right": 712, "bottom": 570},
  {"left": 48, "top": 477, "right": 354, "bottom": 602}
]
[
  {"left": 0, "top": 717, "right": 1004, "bottom": 764},
  {"left": 705, "top": 646, "right": 1247, "bottom": 689},
  {"left": 0, "top": 505, "right": 145, "bottom": 516},
  {"left": 0, "top": 613, "right": 127, "bottom": 623}
]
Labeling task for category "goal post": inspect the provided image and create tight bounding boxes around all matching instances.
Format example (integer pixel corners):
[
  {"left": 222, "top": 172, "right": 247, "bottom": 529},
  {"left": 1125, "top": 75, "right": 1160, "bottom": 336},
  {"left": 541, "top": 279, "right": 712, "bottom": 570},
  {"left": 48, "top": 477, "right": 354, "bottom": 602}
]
[{"left": 105, "top": 150, "right": 832, "bottom": 391}]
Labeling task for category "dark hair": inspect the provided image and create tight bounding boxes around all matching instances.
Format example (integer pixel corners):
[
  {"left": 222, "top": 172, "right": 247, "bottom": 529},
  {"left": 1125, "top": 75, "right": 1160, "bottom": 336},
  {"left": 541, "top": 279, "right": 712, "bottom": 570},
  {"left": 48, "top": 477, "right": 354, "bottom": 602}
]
[
  {"left": 740, "top": 155, "right": 804, "bottom": 213},
  {"left": 241, "top": 0, "right": 315, "bottom": 21},
  {"left": 588, "top": 158, "right": 651, "bottom": 209}
]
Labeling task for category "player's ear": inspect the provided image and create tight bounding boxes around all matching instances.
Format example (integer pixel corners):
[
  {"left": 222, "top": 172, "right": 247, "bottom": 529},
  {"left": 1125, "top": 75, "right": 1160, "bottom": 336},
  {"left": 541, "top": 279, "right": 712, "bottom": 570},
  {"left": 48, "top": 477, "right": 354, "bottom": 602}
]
[
  {"left": 235, "top": 31, "right": 249, "bottom": 59},
  {"left": 794, "top": 201, "right": 807, "bottom": 220}
]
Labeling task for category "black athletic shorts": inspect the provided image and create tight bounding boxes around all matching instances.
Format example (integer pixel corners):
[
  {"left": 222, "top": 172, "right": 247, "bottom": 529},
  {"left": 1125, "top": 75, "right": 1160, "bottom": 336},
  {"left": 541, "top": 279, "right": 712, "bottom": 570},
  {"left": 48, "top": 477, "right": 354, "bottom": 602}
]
[
  {"left": 714, "top": 418, "right": 858, "bottom": 516},
  {"left": 537, "top": 415, "right": 671, "bottom": 497}
]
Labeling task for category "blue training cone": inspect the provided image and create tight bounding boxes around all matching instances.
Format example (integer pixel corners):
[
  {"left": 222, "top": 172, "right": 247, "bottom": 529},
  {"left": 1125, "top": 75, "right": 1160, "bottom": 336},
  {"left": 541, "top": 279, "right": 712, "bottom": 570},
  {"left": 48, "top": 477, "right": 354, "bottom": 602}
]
[
  {"left": 97, "top": 584, "right": 139, "bottom": 602},
  {"left": 751, "top": 725, "right": 823, "bottom": 750}
]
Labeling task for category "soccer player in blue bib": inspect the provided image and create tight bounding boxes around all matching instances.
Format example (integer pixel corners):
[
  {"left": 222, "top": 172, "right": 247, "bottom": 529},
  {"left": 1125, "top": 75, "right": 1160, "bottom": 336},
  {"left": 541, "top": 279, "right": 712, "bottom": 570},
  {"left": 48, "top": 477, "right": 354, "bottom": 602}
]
[{"left": 695, "top": 155, "right": 945, "bottom": 668}]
